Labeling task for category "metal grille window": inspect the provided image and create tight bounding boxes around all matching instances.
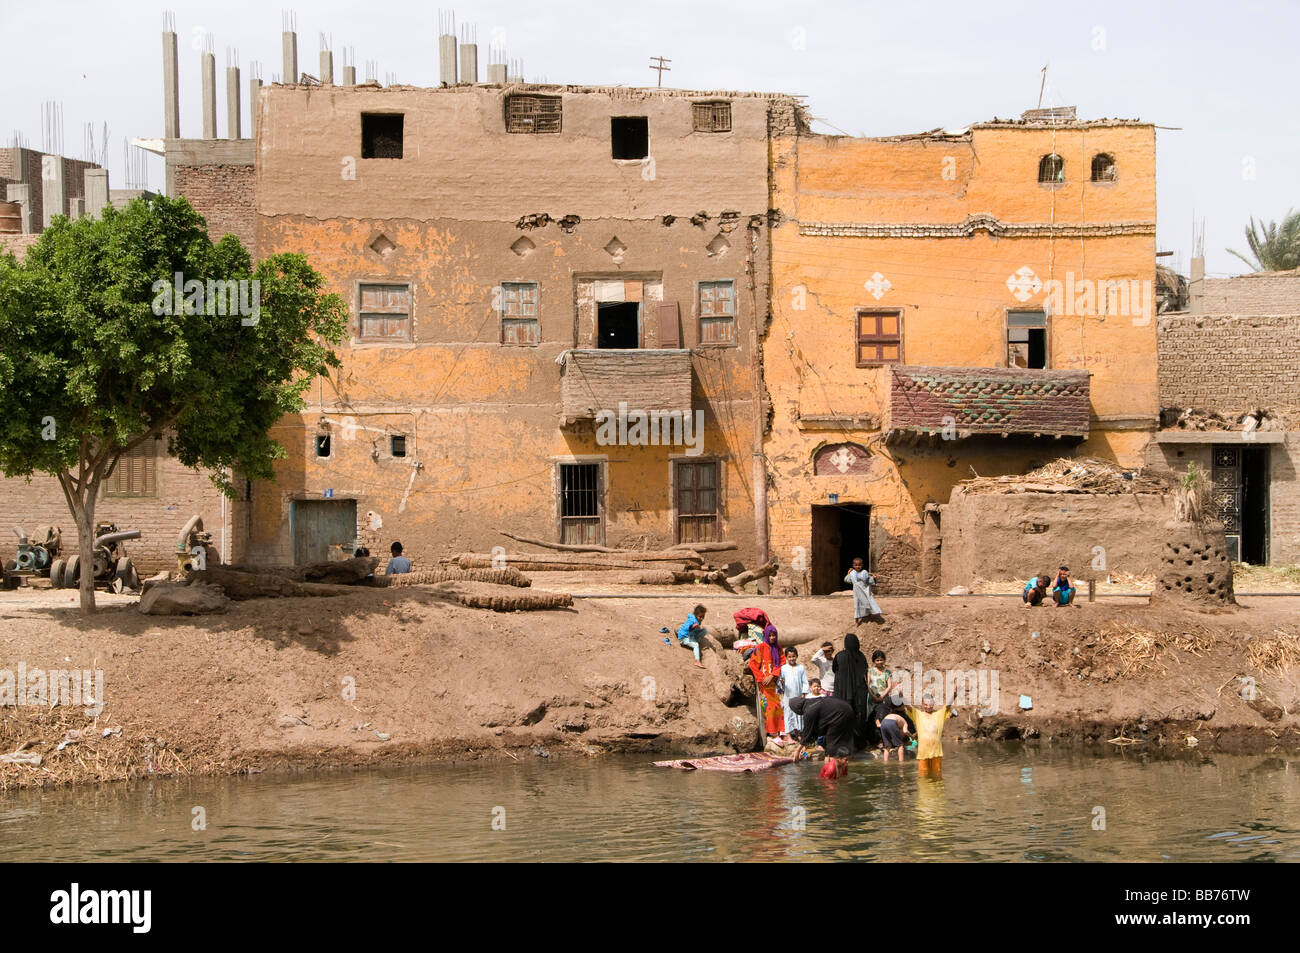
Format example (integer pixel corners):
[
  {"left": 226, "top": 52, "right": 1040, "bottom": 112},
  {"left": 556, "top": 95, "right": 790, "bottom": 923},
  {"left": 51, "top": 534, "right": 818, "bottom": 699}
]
[
  {"left": 359, "top": 283, "right": 411, "bottom": 341},
  {"left": 856, "top": 310, "right": 902, "bottom": 365},
  {"left": 675, "top": 461, "right": 719, "bottom": 544},
  {"left": 1091, "top": 153, "right": 1117, "bottom": 182},
  {"left": 559, "top": 463, "right": 602, "bottom": 545},
  {"left": 692, "top": 101, "right": 732, "bottom": 133},
  {"left": 500, "top": 282, "right": 540, "bottom": 345},
  {"left": 105, "top": 441, "right": 157, "bottom": 497},
  {"left": 699, "top": 280, "right": 736, "bottom": 345},
  {"left": 505, "top": 95, "right": 562, "bottom": 134},
  {"left": 1038, "top": 154, "right": 1065, "bottom": 184},
  {"left": 1213, "top": 447, "right": 1242, "bottom": 560}
]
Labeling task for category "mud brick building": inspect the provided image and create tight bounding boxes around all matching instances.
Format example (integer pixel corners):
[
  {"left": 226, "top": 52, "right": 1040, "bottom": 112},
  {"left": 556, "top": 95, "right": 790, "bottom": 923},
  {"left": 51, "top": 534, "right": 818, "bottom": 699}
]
[
  {"left": 1149, "top": 269, "right": 1300, "bottom": 565},
  {"left": 766, "top": 110, "right": 1159, "bottom": 593}
]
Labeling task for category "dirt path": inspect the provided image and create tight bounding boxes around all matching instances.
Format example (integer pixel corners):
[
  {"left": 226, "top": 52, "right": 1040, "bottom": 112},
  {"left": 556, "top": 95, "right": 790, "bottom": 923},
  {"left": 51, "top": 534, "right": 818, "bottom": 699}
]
[{"left": 1, "top": 587, "right": 1297, "bottom": 789}]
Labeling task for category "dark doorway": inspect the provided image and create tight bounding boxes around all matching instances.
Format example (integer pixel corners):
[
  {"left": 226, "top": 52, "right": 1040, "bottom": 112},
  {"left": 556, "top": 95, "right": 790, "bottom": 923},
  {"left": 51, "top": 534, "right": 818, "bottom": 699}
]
[
  {"left": 1241, "top": 446, "right": 1269, "bottom": 565},
  {"left": 597, "top": 302, "right": 640, "bottom": 348},
  {"left": 810, "top": 503, "right": 871, "bottom": 595}
]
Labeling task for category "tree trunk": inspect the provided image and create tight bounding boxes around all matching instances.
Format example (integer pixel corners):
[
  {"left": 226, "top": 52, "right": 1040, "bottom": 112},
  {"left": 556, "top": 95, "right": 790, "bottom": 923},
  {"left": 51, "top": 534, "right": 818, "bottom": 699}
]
[{"left": 75, "top": 485, "right": 97, "bottom": 613}]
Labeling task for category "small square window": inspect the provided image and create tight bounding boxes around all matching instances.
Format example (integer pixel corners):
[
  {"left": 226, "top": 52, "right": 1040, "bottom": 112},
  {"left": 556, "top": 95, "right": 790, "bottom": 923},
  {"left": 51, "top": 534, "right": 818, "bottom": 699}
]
[
  {"left": 390, "top": 435, "right": 407, "bottom": 458},
  {"left": 500, "top": 282, "right": 540, "bottom": 345},
  {"left": 698, "top": 280, "right": 736, "bottom": 345},
  {"left": 856, "top": 310, "right": 903, "bottom": 366},
  {"left": 315, "top": 434, "right": 331, "bottom": 457},
  {"left": 505, "top": 95, "right": 562, "bottom": 134},
  {"left": 611, "top": 116, "right": 649, "bottom": 160},
  {"left": 362, "top": 113, "right": 404, "bottom": 159}
]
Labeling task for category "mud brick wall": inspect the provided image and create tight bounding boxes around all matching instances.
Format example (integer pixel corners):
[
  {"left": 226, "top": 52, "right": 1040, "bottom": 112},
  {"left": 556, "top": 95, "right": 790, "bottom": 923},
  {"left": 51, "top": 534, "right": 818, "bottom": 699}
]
[
  {"left": 1203, "top": 275, "right": 1300, "bottom": 316},
  {"left": 174, "top": 164, "right": 257, "bottom": 252},
  {"left": 0, "top": 451, "right": 230, "bottom": 576},
  {"left": 1158, "top": 313, "right": 1300, "bottom": 412}
]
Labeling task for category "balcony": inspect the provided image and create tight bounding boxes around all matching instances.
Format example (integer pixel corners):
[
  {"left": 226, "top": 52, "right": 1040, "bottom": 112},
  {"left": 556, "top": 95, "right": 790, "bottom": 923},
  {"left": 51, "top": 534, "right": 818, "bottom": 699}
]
[
  {"left": 883, "top": 365, "right": 1091, "bottom": 442},
  {"left": 559, "top": 348, "right": 694, "bottom": 427}
]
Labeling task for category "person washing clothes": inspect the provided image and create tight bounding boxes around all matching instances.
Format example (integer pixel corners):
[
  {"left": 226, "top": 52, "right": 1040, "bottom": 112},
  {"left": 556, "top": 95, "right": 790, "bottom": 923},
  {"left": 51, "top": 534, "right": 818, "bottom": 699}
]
[{"left": 845, "top": 556, "right": 883, "bottom": 624}]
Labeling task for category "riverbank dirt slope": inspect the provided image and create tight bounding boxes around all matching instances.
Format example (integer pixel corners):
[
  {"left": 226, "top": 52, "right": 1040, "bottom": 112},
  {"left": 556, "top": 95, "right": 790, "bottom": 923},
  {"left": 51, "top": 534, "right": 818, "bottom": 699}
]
[{"left": 2, "top": 588, "right": 1297, "bottom": 789}]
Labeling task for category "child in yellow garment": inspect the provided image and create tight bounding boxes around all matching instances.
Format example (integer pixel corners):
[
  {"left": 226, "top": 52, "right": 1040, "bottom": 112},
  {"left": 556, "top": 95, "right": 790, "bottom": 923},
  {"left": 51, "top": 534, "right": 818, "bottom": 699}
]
[{"left": 904, "top": 689, "right": 958, "bottom": 777}]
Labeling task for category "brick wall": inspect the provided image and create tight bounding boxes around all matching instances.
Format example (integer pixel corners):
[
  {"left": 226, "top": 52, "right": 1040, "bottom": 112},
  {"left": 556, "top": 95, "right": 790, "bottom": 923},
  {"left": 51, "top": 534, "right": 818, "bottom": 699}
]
[
  {"left": 0, "top": 450, "right": 230, "bottom": 577},
  {"left": 1158, "top": 313, "right": 1300, "bottom": 412},
  {"left": 1203, "top": 273, "right": 1300, "bottom": 315},
  {"left": 174, "top": 164, "right": 257, "bottom": 252},
  {"left": 886, "top": 366, "right": 1091, "bottom": 436}
]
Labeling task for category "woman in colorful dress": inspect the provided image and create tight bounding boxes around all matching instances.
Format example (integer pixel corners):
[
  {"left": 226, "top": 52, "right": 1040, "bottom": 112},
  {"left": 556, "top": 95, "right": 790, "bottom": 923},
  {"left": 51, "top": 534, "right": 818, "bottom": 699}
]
[{"left": 748, "top": 624, "right": 785, "bottom": 744}]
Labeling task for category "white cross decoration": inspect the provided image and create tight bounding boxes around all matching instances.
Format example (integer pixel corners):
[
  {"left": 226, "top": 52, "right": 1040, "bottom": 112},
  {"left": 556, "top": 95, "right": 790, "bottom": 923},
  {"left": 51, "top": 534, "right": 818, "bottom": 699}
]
[
  {"left": 1006, "top": 266, "right": 1042, "bottom": 303},
  {"left": 828, "top": 446, "right": 858, "bottom": 473},
  {"left": 864, "top": 272, "right": 892, "bottom": 300}
]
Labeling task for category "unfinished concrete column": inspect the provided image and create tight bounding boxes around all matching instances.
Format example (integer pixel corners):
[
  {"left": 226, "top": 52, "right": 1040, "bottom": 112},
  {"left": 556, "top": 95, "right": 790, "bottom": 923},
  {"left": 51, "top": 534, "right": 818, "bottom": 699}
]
[
  {"left": 459, "top": 43, "right": 478, "bottom": 83},
  {"left": 226, "top": 63, "right": 241, "bottom": 138},
  {"left": 40, "top": 156, "right": 65, "bottom": 228},
  {"left": 1189, "top": 256, "right": 1205, "bottom": 315},
  {"left": 320, "top": 49, "right": 334, "bottom": 85},
  {"left": 201, "top": 49, "right": 217, "bottom": 139},
  {"left": 343, "top": 63, "right": 356, "bottom": 85},
  {"left": 162, "top": 28, "right": 180, "bottom": 138},
  {"left": 83, "top": 168, "right": 109, "bottom": 219},
  {"left": 282, "top": 30, "right": 298, "bottom": 84},
  {"left": 438, "top": 34, "right": 457, "bottom": 85},
  {"left": 487, "top": 62, "right": 507, "bottom": 85},
  {"left": 248, "top": 76, "right": 263, "bottom": 137}
]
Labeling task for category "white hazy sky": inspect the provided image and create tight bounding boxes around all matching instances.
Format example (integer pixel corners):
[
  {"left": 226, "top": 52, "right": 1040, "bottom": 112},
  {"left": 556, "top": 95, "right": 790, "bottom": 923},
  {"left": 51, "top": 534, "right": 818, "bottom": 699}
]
[{"left": 3, "top": 0, "right": 1296, "bottom": 276}]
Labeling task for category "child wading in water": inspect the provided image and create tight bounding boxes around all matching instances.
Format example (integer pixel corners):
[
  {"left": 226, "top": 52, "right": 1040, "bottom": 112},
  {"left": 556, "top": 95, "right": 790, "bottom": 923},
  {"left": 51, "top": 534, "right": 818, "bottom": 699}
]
[
  {"left": 845, "top": 557, "right": 883, "bottom": 625},
  {"left": 905, "top": 688, "right": 959, "bottom": 777},
  {"left": 676, "top": 604, "right": 708, "bottom": 669}
]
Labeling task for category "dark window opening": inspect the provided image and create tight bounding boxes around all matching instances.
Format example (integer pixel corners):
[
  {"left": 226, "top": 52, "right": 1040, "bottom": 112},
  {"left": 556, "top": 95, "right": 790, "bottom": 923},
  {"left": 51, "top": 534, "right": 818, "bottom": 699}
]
[
  {"left": 675, "top": 461, "right": 719, "bottom": 544},
  {"left": 390, "top": 435, "right": 407, "bottom": 458},
  {"left": 1008, "top": 311, "right": 1047, "bottom": 369},
  {"left": 1038, "top": 154, "right": 1064, "bottom": 184},
  {"left": 505, "top": 94, "right": 562, "bottom": 134},
  {"left": 692, "top": 101, "right": 731, "bottom": 133},
  {"left": 315, "top": 434, "right": 331, "bottom": 457},
  {"left": 856, "top": 310, "right": 902, "bottom": 365},
  {"left": 597, "top": 301, "right": 640, "bottom": 348},
  {"left": 1091, "top": 153, "right": 1117, "bottom": 182},
  {"left": 611, "top": 116, "right": 649, "bottom": 160},
  {"left": 362, "top": 113, "right": 404, "bottom": 159},
  {"left": 559, "top": 463, "right": 602, "bottom": 545}
]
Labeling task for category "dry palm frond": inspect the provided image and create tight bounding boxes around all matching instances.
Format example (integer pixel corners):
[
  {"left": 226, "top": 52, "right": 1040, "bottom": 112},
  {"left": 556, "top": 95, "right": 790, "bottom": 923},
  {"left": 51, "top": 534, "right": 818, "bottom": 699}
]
[{"left": 1247, "top": 631, "right": 1300, "bottom": 676}]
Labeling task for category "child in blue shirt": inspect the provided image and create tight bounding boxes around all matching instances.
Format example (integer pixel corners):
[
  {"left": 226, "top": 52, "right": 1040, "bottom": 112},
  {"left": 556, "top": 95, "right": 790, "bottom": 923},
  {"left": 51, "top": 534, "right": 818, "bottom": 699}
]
[{"left": 677, "top": 604, "right": 708, "bottom": 669}]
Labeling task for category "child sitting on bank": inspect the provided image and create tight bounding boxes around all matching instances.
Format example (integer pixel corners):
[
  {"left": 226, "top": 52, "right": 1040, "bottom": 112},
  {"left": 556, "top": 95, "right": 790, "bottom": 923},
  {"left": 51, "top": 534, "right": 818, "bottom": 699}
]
[
  {"left": 1052, "top": 566, "right": 1077, "bottom": 607},
  {"left": 904, "top": 687, "right": 959, "bottom": 777},
  {"left": 676, "top": 604, "right": 708, "bottom": 669}
]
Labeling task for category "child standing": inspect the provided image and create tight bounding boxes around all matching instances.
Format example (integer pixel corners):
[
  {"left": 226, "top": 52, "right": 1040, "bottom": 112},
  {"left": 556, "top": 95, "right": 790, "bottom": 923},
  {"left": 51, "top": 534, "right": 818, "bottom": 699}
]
[
  {"left": 845, "top": 557, "right": 883, "bottom": 624},
  {"left": 676, "top": 604, "right": 708, "bottom": 669},
  {"left": 779, "top": 647, "right": 809, "bottom": 742},
  {"left": 904, "top": 688, "right": 959, "bottom": 777},
  {"left": 809, "top": 641, "right": 836, "bottom": 696}
]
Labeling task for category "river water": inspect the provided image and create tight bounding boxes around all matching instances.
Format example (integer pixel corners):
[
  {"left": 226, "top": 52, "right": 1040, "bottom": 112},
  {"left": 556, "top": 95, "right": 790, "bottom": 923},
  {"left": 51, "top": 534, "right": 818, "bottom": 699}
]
[{"left": 2, "top": 746, "right": 1297, "bottom": 862}]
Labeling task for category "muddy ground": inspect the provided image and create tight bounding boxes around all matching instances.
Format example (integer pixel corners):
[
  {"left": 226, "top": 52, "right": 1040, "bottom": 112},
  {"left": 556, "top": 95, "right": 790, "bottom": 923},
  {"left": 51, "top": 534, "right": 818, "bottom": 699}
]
[{"left": 1, "top": 584, "right": 1297, "bottom": 790}]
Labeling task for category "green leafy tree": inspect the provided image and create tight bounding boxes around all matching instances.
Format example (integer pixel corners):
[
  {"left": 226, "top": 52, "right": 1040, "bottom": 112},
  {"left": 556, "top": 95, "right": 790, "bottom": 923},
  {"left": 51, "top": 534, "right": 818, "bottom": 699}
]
[
  {"left": 0, "top": 196, "right": 345, "bottom": 611},
  {"left": 1227, "top": 209, "right": 1300, "bottom": 273}
]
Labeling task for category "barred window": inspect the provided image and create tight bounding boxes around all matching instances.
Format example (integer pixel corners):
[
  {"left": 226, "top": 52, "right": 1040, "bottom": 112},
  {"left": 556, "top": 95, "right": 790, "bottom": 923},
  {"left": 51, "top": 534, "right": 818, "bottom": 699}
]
[
  {"left": 692, "top": 101, "right": 732, "bottom": 133},
  {"left": 1038, "top": 154, "right": 1065, "bottom": 184},
  {"left": 505, "top": 95, "right": 562, "bottom": 134},
  {"left": 698, "top": 280, "right": 736, "bottom": 345},
  {"left": 105, "top": 440, "right": 157, "bottom": 497},
  {"left": 500, "top": 282, "right": 540, "bottom": 345}
]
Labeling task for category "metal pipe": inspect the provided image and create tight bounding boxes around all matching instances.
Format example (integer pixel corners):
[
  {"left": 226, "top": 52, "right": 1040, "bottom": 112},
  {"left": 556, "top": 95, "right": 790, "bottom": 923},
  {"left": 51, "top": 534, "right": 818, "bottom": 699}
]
[
  {"left": 177, "top": 514, "right": 203, "bottom": 551},
  {"left": 12, "top": 525, "right": 26, "bottom": 542},
  {"left": 94, "top": 529, "right": 141, "bottom": 549}
]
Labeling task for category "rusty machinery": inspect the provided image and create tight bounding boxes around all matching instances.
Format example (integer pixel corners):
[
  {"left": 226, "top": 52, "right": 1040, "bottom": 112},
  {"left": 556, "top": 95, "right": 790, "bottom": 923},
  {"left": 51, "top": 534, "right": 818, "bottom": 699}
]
[
  {"left": 2, "top": 525, "right": 62, "bottom": 589},
  {"left": 176, "top": 514, "right": 219, "bottom": 574},
  {"left": 3, "top": 523, "right": 143, "bottom": 592}
]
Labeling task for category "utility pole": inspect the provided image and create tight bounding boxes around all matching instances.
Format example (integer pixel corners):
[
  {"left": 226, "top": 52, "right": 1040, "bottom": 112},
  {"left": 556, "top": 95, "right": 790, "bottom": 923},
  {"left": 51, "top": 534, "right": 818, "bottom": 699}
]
[{"left": 649, "top": 56, "right": 671, "bottom": 87}]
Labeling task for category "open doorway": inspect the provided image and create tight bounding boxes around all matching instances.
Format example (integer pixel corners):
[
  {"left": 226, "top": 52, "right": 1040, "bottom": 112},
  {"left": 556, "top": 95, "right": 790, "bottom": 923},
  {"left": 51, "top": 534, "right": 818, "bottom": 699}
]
[
  {"left": 1241, "top": 446, "right": 1269, "bottom": 565},
  {"left": 810, "top": 503, "right": 871, "bottom": 595},
  {"left": 597, "top": 302, "right": 640, "bottom": 348}
]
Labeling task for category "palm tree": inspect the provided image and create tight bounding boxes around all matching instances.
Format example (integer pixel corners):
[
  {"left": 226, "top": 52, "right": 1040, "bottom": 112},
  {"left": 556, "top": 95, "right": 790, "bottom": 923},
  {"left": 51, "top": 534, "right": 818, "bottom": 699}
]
[{"left": 1227, "top": 209, "right": 1300, "bottom": 272}]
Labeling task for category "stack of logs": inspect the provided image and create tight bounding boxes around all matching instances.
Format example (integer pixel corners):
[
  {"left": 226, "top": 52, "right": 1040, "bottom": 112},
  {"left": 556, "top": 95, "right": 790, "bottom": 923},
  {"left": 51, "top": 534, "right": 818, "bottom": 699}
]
[{"left": 443, "top": 533, "right": 779, "bottom": 591}]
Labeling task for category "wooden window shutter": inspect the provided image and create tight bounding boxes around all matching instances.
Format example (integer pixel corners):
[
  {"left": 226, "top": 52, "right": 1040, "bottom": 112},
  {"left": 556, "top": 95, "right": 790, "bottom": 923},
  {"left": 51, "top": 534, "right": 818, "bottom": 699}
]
[{"left": 657, "top": 301, "right": 681, "bottom": 348}]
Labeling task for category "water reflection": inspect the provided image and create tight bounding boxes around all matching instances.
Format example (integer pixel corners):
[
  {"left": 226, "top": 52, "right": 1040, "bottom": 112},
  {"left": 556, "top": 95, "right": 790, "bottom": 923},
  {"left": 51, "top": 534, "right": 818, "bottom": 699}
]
[{"left": 0, "top": 746, "right": 1296, "bottom": 862}]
